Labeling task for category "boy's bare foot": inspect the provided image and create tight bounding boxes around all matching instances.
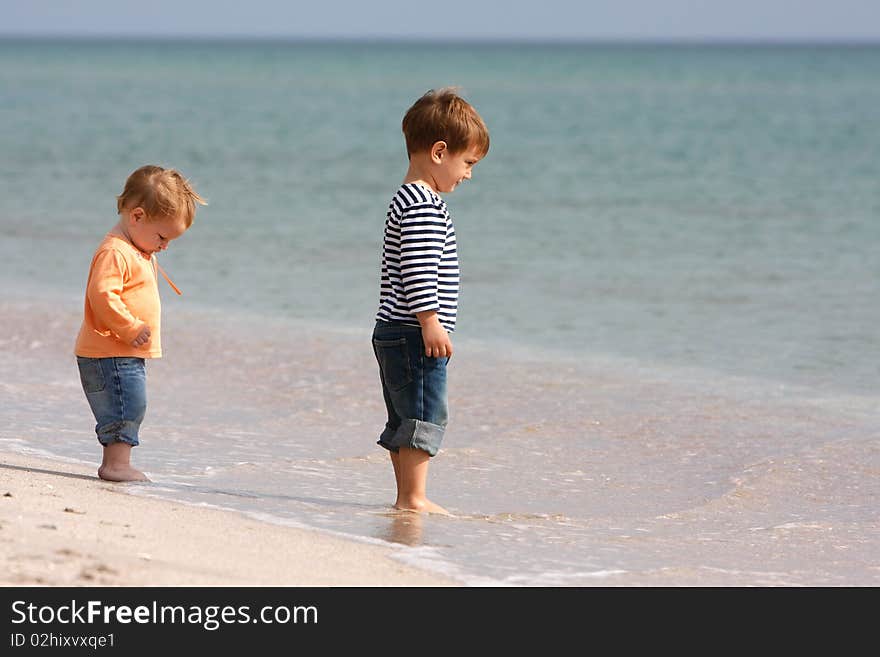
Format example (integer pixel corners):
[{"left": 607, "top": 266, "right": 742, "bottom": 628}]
[
  {"left": 98, "top": 464, "right": 150, "bottom": 482},
  {"left": 394, "top": 498, "right": 451, "bottom": 515}
]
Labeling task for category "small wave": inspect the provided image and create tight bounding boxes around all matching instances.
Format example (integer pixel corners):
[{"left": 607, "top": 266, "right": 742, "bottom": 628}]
[
  {"left": 462, "top": 512, "right": 571, "bottom": 523},
  {"left": 501, "top": 569, "right": 628, "bottom": 586}
]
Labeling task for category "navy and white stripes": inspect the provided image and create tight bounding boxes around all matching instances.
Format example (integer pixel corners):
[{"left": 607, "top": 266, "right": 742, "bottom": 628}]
[{"left": 376, "top": 183, "right": 460, "bottom": 332}]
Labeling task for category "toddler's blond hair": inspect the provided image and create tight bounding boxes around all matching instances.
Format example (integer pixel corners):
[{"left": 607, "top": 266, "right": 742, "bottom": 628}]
[{"left": 116, "top": 165, "right": 206, "bottom": 227}]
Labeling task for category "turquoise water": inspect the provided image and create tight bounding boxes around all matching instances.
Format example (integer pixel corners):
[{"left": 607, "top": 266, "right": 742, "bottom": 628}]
[
  {"left": 3, "top": 39, "right": 879, "bottom": 393},
  {"left": 2, "top": 40, "right": 878, "bottom": 585}
]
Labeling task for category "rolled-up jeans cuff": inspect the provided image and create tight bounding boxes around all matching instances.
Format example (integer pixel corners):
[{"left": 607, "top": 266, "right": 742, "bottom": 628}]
[
  {"left": 96, "top": 420, "right": 141, "bottom": 447},
  {"left": 378, "top": 418, "right": 445, "bottom": 457}
]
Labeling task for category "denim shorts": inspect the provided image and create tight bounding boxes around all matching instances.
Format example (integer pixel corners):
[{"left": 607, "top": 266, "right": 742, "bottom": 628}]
[
  {"left": 372, "top": 320, "right": 449, "bottom": 457},
  {"left": 76, "top": 356, "right": 147, "bottom": 447}
]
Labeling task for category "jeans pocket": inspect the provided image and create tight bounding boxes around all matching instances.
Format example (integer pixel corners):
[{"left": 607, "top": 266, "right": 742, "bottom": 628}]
[
  {"left": 373, "top": 337, "right": 413, "bottom": 392},
  {"left": 76, "top": 357, "right": 106, "bottom": 394},
  {"left": 115, "top": 357, "right": 146, "bottom": 371}
]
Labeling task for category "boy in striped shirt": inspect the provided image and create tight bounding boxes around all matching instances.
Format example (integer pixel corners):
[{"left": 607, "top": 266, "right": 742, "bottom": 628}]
[{"left": 372, "top": 88, "right": 490, "bottom": 514}]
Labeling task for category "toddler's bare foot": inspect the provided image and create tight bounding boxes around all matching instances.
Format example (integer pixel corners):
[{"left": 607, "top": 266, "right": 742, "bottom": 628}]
[
  {"left": 98, "top": 464, "right": 150, "bottom": 482},
  {"left": 99, "top": 442, "right": 149, "bottom": 482}
]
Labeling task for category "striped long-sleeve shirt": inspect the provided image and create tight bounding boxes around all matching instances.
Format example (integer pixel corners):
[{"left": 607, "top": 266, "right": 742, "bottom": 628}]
[{"left": 376, "top": 183, "right": 460, "bottom": 332}]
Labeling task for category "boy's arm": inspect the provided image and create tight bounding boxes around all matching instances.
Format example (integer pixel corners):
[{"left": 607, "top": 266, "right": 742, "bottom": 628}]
[
  {"left": 416, "top": 310, "right": 453, "bottom": 358},
  {"left": 399, "top": 207, "right": 452, "bottom": 357},
  {"left": 87, "top": 249, "right": 150, "bottom": 346}
]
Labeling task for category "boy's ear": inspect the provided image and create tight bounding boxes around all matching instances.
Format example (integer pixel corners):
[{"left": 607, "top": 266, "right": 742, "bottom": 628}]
[
  {"left": 129, "top": 207, "right": 146, "bottom": 223},
  {"left": 430, "top": 141, "right": 447, "bottom": 163}
]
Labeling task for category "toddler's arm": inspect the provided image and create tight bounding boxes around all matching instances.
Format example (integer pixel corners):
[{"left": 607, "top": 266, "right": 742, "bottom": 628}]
[
  {"left": 129, "top": 325, "right": 152, "bottom": 347},
  {"left": 87, "top": 249, "right": 151, "bottom": 347}
]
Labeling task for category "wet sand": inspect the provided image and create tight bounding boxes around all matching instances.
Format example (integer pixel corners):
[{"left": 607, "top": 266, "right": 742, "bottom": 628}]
[
  {"left": 0, "top": 450, "right": 456, "bottom": 586},
  {"left": 2, "top": 296, "right": 878, "bottom": 586}
]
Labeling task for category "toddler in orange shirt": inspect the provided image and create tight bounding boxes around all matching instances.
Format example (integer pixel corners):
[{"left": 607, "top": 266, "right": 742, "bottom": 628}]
[{"left": 74, "top": 165, "right": 205, "bottom": 481}]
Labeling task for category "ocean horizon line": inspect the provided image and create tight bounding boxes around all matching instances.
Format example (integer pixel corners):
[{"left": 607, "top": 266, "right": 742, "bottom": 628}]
[{"left": 1, "top": 33, "right": 879, "bottom": 48}]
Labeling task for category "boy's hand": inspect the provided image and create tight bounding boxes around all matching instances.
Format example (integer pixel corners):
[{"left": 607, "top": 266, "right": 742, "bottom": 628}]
[
  {"left": 416, "top": 311, "right": 453, "bottom": 358},
  {"left": 131, "top": 324, "right": 151, "bottom": 348}
]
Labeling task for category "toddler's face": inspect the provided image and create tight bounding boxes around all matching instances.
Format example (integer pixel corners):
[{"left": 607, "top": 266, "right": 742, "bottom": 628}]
[{"left": 128, "top": 211, "right": 188, "bottom": 255}]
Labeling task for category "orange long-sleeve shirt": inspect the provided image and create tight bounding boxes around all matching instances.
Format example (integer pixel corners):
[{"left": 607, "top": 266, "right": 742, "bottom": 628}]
[{"left": 74, "top": 234, "right": 162, "bottom": 358}]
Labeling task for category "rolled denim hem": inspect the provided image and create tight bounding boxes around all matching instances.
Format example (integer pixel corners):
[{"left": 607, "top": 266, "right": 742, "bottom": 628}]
[
  {"left": 96, "top": 420, "right": 140, "bottom": 447},
  {"left": 377, "top": 418, "right": 444, "bottom": 457}
]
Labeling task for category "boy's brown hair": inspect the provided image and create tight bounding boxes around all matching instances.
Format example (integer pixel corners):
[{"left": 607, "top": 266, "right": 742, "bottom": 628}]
[
  {"left": 116, "top": 165, "right": 206, "bottom": 227},
  {"left": 402, "top": 87, "right": 490, "bottom": 159}
]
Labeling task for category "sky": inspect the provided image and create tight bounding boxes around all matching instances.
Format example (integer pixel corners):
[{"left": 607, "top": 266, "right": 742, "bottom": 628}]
[{"left": 2, "top": 0, "right": 879, "bottom": 41}]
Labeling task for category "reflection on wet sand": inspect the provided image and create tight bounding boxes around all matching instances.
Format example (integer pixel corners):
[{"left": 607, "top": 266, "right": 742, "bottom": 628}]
[{"left": 378, "top": 509, "right": 424, "bottom": 547}]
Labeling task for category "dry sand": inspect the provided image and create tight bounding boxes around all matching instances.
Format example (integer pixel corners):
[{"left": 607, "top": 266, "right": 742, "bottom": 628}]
[{"left": 0, "top": 450, "right": 457, "bottom": 587}]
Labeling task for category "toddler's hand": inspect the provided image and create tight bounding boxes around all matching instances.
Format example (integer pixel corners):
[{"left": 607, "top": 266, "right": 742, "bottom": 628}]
[{"left": 131, "top": 325, "right": 151, "bottom": 348}]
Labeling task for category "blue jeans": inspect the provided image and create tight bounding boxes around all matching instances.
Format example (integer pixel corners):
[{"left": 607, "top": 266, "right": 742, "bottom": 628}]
[
  {"left": 372, "top": 320, "right": 449, "bottom": 457},
  {"left": 76, "top": 356, "right": 147, "bottom": 447}
]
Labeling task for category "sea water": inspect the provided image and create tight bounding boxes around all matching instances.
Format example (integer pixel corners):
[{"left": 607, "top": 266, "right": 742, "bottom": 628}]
[{"left": 1, "top": 39, "right": 878, "bottom": 585}]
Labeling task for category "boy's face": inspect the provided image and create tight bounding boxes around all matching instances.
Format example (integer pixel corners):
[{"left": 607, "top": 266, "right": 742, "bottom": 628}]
[
  {"left": 433, "top": 143, "right": 483, "bottom": 193},
  {"left": 126, "top": 208, "right": 188, "bottom": 255}
]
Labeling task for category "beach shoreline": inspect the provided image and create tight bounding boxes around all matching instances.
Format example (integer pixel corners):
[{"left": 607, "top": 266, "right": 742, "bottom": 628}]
[
  {"left": 2, "top": 294, "right": 879, "bottom": 586},
  {"left": 0, "top": 450, "right": 458, "bottom": 587}
]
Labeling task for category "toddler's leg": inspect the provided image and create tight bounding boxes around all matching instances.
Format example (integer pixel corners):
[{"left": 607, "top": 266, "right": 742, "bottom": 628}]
[
  {"left": 99, "top": 441, "right": 149, "bottom": 482},
  {"left": 77, "top": 357, "right": 149, "bottom": 482}
]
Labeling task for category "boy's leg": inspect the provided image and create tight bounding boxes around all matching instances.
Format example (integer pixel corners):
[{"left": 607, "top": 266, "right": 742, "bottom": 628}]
[
  {"left": 390, "top": 341, "right": 449, "bottom": 514},
  {"left": 394, "top": 447, "right": 448, "bottom": 515},
  {"left": 373, "top": 322, "right": 449, "bottom": 514},
  {"left": 390, "top": 450, "right": 402, "bottom": 493},
  {"left": 373, "top": 324, "right": 405, "bottom": 504},
  {"left": 99, "top": 441, "right": 149, "bottom": 482}
]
